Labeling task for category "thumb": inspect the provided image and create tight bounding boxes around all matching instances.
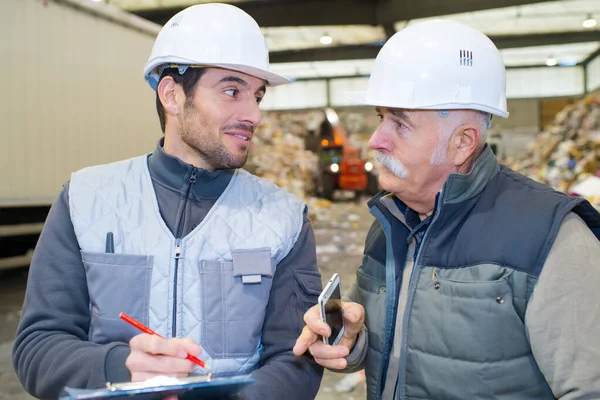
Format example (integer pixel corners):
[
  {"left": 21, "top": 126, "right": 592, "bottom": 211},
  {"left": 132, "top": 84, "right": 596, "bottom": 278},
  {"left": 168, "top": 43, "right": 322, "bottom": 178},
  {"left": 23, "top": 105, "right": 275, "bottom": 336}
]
[
  {"left": 335, "top": 302, "right": 365, "bottom": 352},
  {"left": 342, "top": 302, "right": 365, "bottom": 337}
]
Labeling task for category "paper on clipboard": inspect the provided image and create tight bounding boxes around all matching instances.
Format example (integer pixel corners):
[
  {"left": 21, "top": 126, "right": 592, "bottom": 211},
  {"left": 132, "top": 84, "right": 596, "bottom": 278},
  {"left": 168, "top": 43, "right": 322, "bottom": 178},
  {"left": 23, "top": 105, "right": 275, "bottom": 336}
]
[{"left": 59, "top": 374, "right": 255, "bottom": 400}]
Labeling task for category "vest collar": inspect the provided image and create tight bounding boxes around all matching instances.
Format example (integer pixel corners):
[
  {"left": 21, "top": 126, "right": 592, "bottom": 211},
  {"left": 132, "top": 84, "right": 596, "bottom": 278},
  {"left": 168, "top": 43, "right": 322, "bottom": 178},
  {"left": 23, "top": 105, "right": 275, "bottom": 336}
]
[
  {"left": 147, "top": 138, "right": 234, "bottom": 199},
  {"left": 441, "top": 145, "right": 500, "bottom": 205}
]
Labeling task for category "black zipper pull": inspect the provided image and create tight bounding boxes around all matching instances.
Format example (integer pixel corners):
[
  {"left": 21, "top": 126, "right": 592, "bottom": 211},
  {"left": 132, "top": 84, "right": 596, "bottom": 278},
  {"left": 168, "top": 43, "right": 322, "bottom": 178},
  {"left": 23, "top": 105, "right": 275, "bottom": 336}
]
[
  {"left": 174, "top": 238, "right": 183, "bottom": 259},
  {"left": 189, "top": 168, "right": 197, "bottom": 184}
]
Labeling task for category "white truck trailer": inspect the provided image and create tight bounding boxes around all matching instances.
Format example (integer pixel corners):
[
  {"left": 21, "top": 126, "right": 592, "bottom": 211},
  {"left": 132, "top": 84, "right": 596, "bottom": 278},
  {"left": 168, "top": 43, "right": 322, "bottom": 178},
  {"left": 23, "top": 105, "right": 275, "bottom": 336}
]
[{"left": 0, "top": 0, "right": 162, "bottom": 269}]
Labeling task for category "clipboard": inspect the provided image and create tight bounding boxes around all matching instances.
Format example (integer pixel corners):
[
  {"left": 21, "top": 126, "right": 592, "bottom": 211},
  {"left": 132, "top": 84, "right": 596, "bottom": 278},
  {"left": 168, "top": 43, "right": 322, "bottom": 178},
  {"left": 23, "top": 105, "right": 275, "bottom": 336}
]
[{"left": 59, "top": 374, "right": 255, "bottom": 400}]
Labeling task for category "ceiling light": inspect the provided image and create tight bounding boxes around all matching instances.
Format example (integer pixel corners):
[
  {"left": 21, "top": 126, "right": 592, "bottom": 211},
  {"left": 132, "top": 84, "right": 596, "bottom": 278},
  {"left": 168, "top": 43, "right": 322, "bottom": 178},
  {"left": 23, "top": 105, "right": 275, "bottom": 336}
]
[
  {"left": 558, "top": 59, "right": 578, "bottom": 67},
  {"left": 320, "top": 34, "right": 333, "bottom": 45},
  {"left": 546, "top": 57, "right": 557, "bottom": 67},
  {"left": 583, "top": 14, "right": 597, "bottom": 28}
]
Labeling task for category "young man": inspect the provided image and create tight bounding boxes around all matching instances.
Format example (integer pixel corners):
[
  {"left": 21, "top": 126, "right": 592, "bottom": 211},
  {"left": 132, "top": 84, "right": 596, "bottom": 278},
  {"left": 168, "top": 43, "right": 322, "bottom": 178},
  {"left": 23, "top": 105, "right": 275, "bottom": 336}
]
[{"left": 13, "top": 4, "right": 323, "bottom": 399}]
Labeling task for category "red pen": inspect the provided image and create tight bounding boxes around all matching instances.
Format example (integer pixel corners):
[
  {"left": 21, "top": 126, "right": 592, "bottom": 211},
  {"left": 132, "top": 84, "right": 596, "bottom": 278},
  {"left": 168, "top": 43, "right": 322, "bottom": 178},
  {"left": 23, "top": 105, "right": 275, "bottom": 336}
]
[{"left": 119, "top": 312, "right": 206, "bottom": 368}]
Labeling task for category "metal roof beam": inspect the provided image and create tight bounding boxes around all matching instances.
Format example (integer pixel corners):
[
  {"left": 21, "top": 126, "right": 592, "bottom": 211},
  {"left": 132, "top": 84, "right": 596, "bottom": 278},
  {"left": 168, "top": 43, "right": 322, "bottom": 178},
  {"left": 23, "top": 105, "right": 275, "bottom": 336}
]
[
  {"left": 270, "top": 30, "right": 600, "bottom": 63},
  {"left": 382, "top": 23, "right": 396, "bottom": 39},
  {"left": 289, "top": 64, "right": 577, "bottom": 81},
  {"left": 132, "top": 0, "right": 551, "bottom": 27}
]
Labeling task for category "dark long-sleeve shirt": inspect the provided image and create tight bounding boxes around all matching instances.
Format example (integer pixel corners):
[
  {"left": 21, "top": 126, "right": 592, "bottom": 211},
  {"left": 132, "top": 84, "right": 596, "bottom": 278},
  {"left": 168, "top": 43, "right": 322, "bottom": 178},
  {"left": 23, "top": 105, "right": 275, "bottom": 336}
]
[{"left": 13, "top": 140, "right": 323, "bottom": 399}]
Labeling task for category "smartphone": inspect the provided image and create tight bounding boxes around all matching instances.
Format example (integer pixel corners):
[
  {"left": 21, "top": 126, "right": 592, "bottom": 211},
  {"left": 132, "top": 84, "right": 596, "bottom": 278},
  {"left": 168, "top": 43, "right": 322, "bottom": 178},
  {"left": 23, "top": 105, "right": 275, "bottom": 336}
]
[{"left": 318, "top": 273, "right": 345, "bottom": 346}]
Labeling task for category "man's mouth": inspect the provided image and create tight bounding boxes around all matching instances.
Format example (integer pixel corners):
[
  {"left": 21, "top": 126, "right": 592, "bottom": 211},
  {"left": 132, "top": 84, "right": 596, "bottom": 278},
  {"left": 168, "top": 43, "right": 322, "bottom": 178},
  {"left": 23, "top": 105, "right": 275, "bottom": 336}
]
[
  {"left": 225, "top": 129, "right": 253, "bottom": 143},
  {"left": 231, "top": 134, "right": 249, "bottom": 141}
]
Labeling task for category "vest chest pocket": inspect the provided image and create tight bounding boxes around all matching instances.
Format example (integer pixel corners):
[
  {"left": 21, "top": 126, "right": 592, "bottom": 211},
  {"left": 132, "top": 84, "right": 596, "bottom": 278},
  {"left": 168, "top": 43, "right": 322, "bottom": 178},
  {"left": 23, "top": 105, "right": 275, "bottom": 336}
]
[
  {"left": 199, "top": 248, "right": 275, "bottom": 359},
  {"left": 412, "top": 267, "right": 530, "bottom": 363},
  {"left": 81, "top": 251, "right": 153, "bottom": 344}
]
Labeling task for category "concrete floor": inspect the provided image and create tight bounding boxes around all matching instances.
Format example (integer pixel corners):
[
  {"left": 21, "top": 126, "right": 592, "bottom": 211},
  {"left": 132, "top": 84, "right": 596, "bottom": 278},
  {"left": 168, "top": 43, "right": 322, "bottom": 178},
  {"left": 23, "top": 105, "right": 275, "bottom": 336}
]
[
  {"left": 312, "top": 198, "right": 372, "bottom": 400},
  {"left": 0, "top": 198, "right": 373, "bottom": 400},
  {"left": 0, "top": 269, "right": 35, "bottom": 400}
]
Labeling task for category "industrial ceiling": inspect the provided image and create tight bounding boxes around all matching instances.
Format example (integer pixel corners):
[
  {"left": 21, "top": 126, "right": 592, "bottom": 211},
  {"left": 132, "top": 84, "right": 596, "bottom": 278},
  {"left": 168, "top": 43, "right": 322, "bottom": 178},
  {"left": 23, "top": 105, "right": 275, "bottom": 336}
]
[{"left": 106, "top": 0, "right": 600, "bottom": 80}]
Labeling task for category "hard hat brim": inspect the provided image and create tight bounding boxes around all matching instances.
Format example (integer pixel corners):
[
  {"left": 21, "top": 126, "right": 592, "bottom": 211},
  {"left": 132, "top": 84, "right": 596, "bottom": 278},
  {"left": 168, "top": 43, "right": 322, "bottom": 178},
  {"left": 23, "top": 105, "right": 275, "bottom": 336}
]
[
  {"left": 211, "top": 63, "right": 290, "bottom": 86},
  {"left": 344, "top": 91, "right": 509, "bottom": 118},
  {"left": 144, "top": 57, "right": 289, "bottom": 89}
]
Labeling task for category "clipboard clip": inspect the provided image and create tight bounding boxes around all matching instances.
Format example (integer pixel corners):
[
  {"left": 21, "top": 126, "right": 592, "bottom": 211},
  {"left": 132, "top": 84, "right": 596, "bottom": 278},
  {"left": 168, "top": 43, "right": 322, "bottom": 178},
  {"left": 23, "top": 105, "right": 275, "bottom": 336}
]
[{"left": 106, "top": 373, "right": 213, "bottom": 392}]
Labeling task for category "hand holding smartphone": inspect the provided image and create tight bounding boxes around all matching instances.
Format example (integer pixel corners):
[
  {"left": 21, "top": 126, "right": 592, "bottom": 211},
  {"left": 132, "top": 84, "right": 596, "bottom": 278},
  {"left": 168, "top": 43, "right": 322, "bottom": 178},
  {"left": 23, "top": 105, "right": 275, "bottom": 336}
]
[
  {"left": 293, "top": 273, "right": 365, "bottom": 368},
  {"left": 318, "top": 273, "right": 345, "bottom": 346}
]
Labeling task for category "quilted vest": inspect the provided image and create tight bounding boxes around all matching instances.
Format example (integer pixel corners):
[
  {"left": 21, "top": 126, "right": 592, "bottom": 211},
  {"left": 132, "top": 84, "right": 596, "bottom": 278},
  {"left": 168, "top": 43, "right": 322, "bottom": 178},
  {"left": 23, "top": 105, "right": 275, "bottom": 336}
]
[{"left": 69, "top": 155, "right": 306, "bottom": 376}]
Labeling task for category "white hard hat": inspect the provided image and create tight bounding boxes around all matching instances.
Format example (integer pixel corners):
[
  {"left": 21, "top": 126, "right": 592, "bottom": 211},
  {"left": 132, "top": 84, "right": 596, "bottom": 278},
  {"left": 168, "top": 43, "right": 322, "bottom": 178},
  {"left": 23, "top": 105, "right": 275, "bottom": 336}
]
[
  {"left": 347, "top": 20, "right": 509, "bottom": 118},
  {"left": 143, "top": 3, "right": 288, "bottom": 90}
]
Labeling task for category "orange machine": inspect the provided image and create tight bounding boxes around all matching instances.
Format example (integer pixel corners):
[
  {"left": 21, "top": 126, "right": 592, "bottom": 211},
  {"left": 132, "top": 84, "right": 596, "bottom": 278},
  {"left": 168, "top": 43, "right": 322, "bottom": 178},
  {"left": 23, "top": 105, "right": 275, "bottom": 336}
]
[{"left": 313, "top": 108, "right": 377, "bottom": 200}]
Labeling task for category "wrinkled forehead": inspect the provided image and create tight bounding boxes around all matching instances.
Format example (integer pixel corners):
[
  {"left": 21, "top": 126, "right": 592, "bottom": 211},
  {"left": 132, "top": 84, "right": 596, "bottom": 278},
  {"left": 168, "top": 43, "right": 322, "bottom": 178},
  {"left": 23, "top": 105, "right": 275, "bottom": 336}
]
[
  {"left": 376, "top": 107, "right": 442, "bottom": 125},
  {"left": 376, "top": 107, "right": 491, "bottom": 129},
  {"left": 376, "top": 107, "right": 414, "bottom": 118}
]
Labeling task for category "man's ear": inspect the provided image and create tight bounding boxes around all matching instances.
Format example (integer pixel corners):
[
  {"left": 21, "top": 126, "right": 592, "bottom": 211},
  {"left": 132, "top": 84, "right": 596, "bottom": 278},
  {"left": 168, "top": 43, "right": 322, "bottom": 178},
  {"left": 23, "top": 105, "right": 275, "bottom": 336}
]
[
  {"left": 451, "top": 125, "right": 480, "bottom": 166},
  {"left": 157, "top": 76, "right": 180, "bottom": 117}
]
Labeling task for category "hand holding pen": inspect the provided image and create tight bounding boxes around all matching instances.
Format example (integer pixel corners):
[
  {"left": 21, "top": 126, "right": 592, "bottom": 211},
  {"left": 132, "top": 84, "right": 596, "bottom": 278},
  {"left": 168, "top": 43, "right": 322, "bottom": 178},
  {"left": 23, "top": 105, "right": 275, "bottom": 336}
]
[
  {"left": 120, "top": 313, "right": 207, "bottom": 383},
  {"left": 120, "top": 313, "right": 206, "bottom": 368}
]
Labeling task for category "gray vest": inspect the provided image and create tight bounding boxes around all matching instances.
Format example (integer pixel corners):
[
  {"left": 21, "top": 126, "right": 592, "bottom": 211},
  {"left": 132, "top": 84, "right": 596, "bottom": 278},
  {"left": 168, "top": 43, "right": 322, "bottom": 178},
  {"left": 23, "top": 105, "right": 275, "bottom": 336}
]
[
  {"left": 69, "top": 155, "right": 306, "bottom": 376},
  {"left": 357, "top": 149, "right": 600, "bottom": 399}
]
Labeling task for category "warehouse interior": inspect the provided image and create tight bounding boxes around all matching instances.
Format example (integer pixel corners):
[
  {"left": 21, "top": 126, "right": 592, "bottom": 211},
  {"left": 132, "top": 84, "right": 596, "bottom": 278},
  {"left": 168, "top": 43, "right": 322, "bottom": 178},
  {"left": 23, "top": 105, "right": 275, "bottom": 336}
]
[{"left": 1, "top": 0, "right": 599, "bottom": 398}]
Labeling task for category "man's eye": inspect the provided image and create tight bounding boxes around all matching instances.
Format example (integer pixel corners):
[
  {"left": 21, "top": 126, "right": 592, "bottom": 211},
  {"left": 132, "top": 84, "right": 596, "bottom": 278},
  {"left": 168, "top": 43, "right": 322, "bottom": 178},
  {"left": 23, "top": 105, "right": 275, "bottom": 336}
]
[
  {"left": 225, "top": 89, "right": 238, "bottom": 97},
  {"left": 255, "top": 96, "right": 263, "bottom": 104}
]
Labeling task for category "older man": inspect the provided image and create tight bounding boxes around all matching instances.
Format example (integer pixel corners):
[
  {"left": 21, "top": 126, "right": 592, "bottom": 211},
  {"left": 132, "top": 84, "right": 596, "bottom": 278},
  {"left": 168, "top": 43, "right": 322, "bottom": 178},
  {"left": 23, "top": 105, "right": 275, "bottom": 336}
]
[{"left": 294, "top": 20, "right": 600, "bottom": 399}]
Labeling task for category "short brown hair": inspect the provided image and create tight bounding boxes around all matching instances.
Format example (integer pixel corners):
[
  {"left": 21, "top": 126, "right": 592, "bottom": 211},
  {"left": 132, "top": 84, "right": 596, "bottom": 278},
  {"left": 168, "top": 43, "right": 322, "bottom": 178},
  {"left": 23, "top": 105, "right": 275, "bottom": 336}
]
[{"left": 155, "top": 67, "right": 207, "bottom": 133}]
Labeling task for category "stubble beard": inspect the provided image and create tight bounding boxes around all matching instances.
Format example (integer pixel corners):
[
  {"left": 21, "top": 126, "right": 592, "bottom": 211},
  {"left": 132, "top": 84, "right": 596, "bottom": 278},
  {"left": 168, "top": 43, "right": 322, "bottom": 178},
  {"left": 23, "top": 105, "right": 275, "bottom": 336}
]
[{"left": 180, "top": 102, "right": 250, "bottom": 170}]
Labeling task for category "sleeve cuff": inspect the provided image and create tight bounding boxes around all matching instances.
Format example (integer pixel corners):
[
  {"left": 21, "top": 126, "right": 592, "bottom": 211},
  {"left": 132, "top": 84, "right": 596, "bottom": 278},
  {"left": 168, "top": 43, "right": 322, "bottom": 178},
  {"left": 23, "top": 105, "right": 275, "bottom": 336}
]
[
  {"left": 104, "top": 344, "right": 131, "bottom": 384},
  {"left": 331, "top": 326, "right": 368, "bottom": 373}
]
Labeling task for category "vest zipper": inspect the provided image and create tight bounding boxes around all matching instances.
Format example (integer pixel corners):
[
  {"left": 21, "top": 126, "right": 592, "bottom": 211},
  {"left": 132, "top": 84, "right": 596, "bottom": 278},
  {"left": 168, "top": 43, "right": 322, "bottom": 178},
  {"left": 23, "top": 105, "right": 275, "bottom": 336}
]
[
  {"left": 172, "top": 168, "right": 196, "bottom": 338},
  {"left": 368, "top": 206, "right": 398, "bottom": 394},
  {"left": 395, "top": 194, "right": 443, "bottom": 398}
]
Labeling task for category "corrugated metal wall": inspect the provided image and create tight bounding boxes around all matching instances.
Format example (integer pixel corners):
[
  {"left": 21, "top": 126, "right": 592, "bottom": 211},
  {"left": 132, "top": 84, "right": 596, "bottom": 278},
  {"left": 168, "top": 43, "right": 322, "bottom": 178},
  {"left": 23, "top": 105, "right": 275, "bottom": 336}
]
[
  {"left": 506, "top": 66, "right": 584, "bottom": 99},
  {"left": 260, "top": 66, "right": 587, "bottom": 111},
  {"left": 587, "top": 54, "right": 600, "bottom": 93},
  {"left": 1, "top": 0, "right": 160, "bottom": 204}
]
